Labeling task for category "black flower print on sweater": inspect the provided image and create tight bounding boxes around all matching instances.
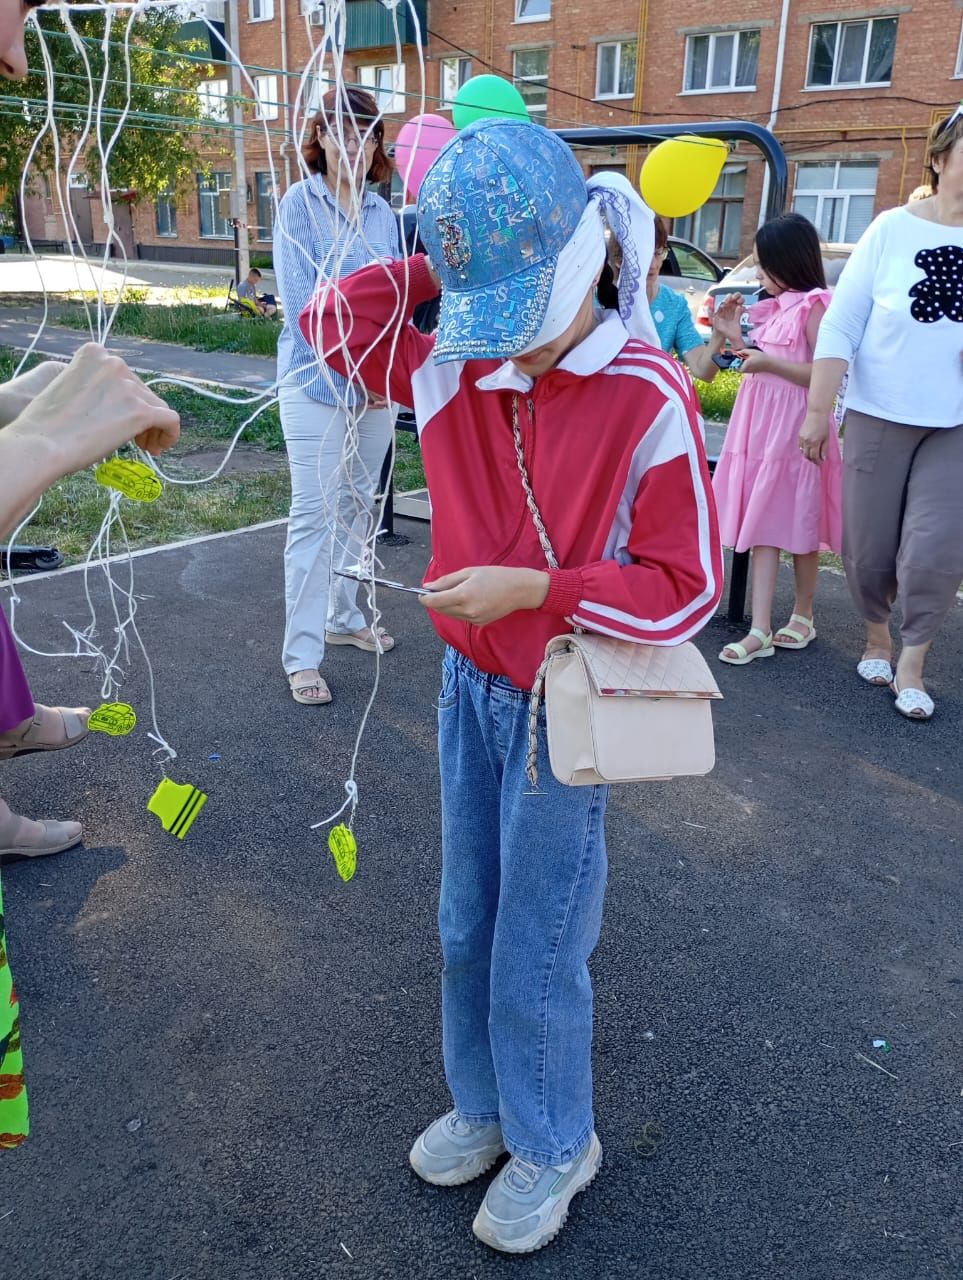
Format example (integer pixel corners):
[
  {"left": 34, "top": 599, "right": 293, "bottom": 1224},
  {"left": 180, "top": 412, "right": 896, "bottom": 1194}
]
[{"left": 909, "top": 245, "right": 963, "bottom": 323}]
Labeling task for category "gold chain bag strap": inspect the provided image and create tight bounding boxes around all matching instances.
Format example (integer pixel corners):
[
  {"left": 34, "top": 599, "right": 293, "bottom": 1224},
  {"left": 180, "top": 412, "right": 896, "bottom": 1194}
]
[{"left": 513, "top": 395, "right": 722, "bottom": 788}]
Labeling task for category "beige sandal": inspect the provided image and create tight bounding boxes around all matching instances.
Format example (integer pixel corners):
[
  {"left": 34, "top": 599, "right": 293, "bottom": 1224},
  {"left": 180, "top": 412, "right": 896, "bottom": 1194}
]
[
  {"left": 325, "top": 626, "right": 395, "bottom": 654},
  {"left": 0, "top": 798, "right": 83, "bottom": 864},
  {"left": 0, "top": 704, "right": 90, "bottom": 760},
  {"left": 288, "top": 671, "right": 332, "bottom": 705}
]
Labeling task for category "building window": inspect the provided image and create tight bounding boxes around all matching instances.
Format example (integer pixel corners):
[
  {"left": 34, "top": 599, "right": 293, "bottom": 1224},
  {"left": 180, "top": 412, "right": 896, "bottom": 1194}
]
[
  {"left": 516, "top": 0, "right": 550, "bottom": 20},
  {"left": 197, "top": 171, "right": 232, "bottom": 239},
  {"left": 792, "top": 161, "right": 878, "bottom": 242},
  {"left": 440, "top": 56, "right": 472, "bottom": 107},
  {"left": 675, "top": 165, "right": 746, "bottom": 258},
  {"left": 358, "top": 64, "right": 407, "bottom": 114},
  {"left": 514, "top": 48, "right": 549, "bottom": 114},
  {"left": 249, "top": 0, "right": 273, "bottom": 21},
  {"left": 198, "top": 77, "right": 228, "bottom": 121},
  {"left": 807, "top": 17, "right": 897, "bottom": 88},
  {"left": 596, "top": 40, "right": 637, "bottom": 100},
  {"left": 254, "top": 172, "right": 275, "bottom": 242},
  {"left": 684, "top": 29, "right": 760, "bottom": 92},
  {"left": 155, "top": 191, "right": 177, "bottom": 237},
  {"left": 254, "top": 74, "right": 279, "bottom": 121},
  {"left": 957, "top": 20, "right": 963, "bottom": 77}
]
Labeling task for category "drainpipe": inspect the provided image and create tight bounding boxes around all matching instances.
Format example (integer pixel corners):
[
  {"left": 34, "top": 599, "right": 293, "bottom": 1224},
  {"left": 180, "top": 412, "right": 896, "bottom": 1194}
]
[
  {"left": 279, "top": 0, "right": 292, "bottom": 192},
  {"left": 758, "top": 0, "right": 791, "bottom": 227}
]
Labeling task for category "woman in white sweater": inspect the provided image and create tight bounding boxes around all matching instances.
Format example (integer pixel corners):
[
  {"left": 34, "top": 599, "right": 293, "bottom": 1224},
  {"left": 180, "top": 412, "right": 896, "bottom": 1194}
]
[{"left": 800, "top": 111, "right": 963, "bottom": 721}]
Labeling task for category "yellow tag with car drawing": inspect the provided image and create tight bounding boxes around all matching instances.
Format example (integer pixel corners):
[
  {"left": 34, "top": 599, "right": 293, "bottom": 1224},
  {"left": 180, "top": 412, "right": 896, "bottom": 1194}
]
[
  {"left": 95, "top": 458, "right": 163, "bottom": 503},
  {"left": 87, "top": 702, "right": 137, "bottom": 736},
  {"left": 328, "top": 824, "right": 357, "bottom": 882}
]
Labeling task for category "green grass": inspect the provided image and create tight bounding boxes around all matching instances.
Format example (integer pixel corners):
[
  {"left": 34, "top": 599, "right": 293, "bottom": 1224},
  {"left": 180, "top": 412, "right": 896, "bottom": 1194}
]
[
  {"left": 694, "top": 368, "right": 741, "bottom": 421},
  {"left": 57, "top": 300, "right": 281, "bottom": 357}
]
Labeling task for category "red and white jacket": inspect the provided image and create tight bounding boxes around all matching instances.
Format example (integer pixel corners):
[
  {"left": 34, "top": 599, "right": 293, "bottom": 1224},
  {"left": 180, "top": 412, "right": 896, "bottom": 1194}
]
[{"left": 302, "top": 255, "right": 723, "bottom": 690}]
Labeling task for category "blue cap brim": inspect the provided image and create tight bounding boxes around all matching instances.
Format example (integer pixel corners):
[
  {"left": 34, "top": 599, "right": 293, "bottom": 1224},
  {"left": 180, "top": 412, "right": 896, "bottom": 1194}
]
[{"left": 431, "top": 257, "right": 558, "bottom": 364}]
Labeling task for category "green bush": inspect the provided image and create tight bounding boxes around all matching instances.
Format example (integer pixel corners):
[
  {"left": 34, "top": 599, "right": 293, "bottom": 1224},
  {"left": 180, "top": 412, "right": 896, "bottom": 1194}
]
[{"left": 694, "top": 368, "right": 741, "bottom": 422}]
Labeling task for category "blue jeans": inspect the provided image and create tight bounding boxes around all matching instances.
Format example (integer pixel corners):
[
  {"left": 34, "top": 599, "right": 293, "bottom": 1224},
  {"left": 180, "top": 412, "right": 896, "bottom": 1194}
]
[{"left": 437, "top": 647, "right": 609, "bottom": 1166}]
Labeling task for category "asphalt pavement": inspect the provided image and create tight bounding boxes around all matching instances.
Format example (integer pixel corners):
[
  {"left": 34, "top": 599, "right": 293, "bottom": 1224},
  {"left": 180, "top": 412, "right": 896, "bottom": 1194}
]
[{"left": 0, "top": 521, "right": 960, "bottom": 1280}]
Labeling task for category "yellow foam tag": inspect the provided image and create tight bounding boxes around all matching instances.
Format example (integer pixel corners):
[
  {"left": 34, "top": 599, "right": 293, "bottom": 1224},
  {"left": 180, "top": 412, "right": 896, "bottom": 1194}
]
[
  {"left": 328, "top": 824, "right": 357, "bottom": 882},
  {"left": 147, "top": 778, "right": 207, "bottom": 839},
  {"left": 87, "top": 702, "right": 137, "bottom": 736},
  {"left": 95, "top": 458, "right": 163, "bottom": 503}
]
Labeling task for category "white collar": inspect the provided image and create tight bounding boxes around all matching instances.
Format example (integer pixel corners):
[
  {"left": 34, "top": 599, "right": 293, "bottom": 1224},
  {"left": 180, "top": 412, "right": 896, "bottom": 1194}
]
[{"left": 474, "top": 312, "right": 629, "bottom": 394}]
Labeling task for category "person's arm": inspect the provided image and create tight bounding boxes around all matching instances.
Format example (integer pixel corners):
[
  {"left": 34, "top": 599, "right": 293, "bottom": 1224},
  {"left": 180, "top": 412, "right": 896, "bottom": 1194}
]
[
  {"left": 274, "top": 188, "right": 328, "bottom": 336},
  {"left": 677, "top": 298, "right": 724, "bottom": 382},
  {"left": 301, "top": 253, "right": 439, "bottom": 408},
  {"left": 0, "top": 344, "right": 180, "bottom": 537},
  {"left": 0, "top": 360, "right": 66, "bottom": 428},
  {"left": 424, "top": 391, "right": 723, "bottom": 643}
]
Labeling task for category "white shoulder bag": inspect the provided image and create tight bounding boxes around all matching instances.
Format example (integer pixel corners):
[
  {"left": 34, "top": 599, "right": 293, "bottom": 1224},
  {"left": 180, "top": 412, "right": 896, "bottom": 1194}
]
[{"left": 512, "top": 395, "right": 723, "bottom": 788}]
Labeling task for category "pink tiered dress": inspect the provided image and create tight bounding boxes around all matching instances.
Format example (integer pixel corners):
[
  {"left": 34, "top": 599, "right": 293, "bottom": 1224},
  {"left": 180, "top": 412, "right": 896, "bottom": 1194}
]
[{"left": 712, "top": 288, "right": 842, "bottom": 554}]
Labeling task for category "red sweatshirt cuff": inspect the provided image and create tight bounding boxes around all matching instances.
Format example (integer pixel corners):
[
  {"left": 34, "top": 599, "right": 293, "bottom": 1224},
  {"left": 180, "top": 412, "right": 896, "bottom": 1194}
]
[
  {"left": 390, "top": 253, "right": 440, "bottom": 312},
  {"left": 540, "top": 568, "right": 584, "bottom": 617}
]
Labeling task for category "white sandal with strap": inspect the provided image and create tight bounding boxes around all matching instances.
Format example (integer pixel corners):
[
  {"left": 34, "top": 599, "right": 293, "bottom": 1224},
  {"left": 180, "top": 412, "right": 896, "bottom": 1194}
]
[
  {"left": 773, "top": 613, "right": 816, "bottom": 650},
  {"left": 288, "top": 671, "right": 332, "bottom": 705},
  {"left": 718, "top": 628, "right": 775, "bottom": 666},
  {"left": 890, "top": 681, "right": 934, "bottom": 721},
  {"left": 857, "top": 657, "right": 894, "bottom": 686}
]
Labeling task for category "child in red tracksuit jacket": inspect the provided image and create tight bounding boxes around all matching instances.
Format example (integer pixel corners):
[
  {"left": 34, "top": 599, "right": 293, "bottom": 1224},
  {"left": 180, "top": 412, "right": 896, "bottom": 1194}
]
[{"left": 303, "top": 120, "right": 722, "bottom": 1255}]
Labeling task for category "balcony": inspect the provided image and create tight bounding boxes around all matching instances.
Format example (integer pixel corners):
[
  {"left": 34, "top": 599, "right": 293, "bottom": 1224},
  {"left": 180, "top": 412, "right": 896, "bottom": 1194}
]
[{"left": 345, "top": 0, "right": 427, "bottom": 51}]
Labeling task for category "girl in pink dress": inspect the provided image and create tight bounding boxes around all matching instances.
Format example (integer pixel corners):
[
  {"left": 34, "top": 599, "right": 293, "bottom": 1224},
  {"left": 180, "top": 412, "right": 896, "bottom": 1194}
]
[{"left": 712, "top": 212, "right": 842, "bottom": 665}]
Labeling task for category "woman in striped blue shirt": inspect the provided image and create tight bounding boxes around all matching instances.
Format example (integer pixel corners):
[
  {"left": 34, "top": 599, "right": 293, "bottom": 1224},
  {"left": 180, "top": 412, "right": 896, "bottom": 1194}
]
[{"left": 274, "top": 88, "right": 402, "bottom": 705}]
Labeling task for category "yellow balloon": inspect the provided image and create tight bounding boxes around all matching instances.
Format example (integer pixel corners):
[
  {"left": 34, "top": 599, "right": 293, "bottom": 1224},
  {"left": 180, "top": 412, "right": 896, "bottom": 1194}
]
[{"left": 639, "top": 135, "right": 728, "bottom": 219}]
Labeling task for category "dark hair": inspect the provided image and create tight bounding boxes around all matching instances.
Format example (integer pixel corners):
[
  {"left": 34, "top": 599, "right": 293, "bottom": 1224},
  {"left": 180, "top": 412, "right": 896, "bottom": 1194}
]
[
  {"left": 924, "top": 110, "right": 963, "bottom": 192},
  {"left": 754, "top": 212, "right": 826, "bottom": 292},
  {"left": 653, "top": 216, "right": 668, "bottom": 254},
  {"left": 301, "top": 87, "right": 393, "bottom": 184},
  {"left": 248, "top": 267, "right": 262, "bottom": 279}
]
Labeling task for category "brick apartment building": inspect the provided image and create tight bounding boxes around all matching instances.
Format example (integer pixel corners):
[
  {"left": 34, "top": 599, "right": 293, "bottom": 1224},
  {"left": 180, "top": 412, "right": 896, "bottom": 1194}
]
[{"left": 22, "top": 1, "right": 961, "bottom": 269}]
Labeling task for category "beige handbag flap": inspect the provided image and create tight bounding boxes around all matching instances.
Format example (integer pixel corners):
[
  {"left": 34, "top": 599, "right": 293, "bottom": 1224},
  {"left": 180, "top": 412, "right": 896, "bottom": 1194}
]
[{"left": 546, "top": 633, "right": 722, "bottom": 701}]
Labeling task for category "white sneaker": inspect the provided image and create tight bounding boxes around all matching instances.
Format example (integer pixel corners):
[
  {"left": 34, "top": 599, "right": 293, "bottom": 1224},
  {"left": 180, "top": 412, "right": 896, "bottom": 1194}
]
[
  {"left": 472, "top": 1132, "right": 602, "bottom": 1253},
  {"left": 409, "top": 1110, "right": 507, "bottom": 1187}
]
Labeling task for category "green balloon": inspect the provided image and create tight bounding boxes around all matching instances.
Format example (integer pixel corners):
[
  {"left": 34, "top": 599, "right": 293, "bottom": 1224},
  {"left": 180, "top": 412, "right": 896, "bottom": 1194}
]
[{"left": 452, "top": 75, "right": 531, "bottom": 130}]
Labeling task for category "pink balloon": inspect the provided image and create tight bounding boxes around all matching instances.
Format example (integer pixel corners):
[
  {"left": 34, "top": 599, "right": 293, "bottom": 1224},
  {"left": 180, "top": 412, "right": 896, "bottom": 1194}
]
[{"left": 394, "top": 113, "right": 457, "bottom": 200}]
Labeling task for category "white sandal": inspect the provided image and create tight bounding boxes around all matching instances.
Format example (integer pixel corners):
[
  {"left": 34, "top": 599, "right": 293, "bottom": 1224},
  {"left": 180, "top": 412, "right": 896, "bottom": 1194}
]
[
  {"left": 890, "top": 680, "right": 934, "bottom": 721},
  {"left": 773, "top": 613, "right": 816, "bottom": 650},
  {"left": 718, "top": 628, "right": 775, "bottom": 666},
  {"left": 857, "top": 657, "right": 894, "bottom": 686}
]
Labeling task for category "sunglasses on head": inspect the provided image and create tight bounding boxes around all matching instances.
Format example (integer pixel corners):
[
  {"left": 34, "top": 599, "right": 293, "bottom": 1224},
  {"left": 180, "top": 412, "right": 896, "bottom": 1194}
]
[{"left": 938, "top": 102, "right": 963, "bottom": 136}]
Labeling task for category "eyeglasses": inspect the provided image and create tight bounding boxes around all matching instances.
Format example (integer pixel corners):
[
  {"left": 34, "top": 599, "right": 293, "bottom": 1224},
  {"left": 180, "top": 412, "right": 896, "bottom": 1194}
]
[{"left": 653, "top": 247, "right": 669, "bottom": 260}]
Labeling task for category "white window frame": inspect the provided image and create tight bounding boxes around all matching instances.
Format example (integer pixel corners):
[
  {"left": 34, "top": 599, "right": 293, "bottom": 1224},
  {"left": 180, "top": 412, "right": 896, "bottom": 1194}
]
[
  {"left": 155, "top": 191, "right": 177, "bottom": 238},
  {"left": 682, "top": 29, "right": 760, "bottom": 94},
  {"left": 791, "top": 160, "right": 879, "bottom": 243},
  {"left": 805, "top": 17, "right": 897, "bottom": 90},
  {"left": 954, "top": 18, "right": 963, "bottom": 77},
  {"left": 513, "top": 48, "right": 550, "bottom": 114},
  {"left": 197, "top": 171, "right": 232, "bottom": 239},
  {"left": 674, "top": 164, "right": 747, "bottom": 258},
  {"left": 198, "top": 77, "right": 228, "bottom": 122},
  {"left": 515, "top": 0, "right": 551, "bottom": 22},
  {"left": 254, "top": 74, "right": 279, "bottom": 121},
  {"left": 440, "top": 56, "right": 473, "bottom": 108},
  {"left": 595, "top": 40, "right": 637, "bottom": 101},
  {"left": 358, "top": 63, "right": 406, "bottom": 115},
  {"left": 248, "top": 0, "right": 274, "bottom": 22}
]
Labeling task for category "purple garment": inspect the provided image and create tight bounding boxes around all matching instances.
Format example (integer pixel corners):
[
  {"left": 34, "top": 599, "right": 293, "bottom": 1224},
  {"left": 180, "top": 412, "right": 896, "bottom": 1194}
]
[{"left": 0, "top": 608, "right": 34, "bottom": 734}]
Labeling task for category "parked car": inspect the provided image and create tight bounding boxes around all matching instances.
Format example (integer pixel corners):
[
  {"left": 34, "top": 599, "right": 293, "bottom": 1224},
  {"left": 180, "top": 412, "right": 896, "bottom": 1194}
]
[
  {"left": 661, "top": 236, "right": 726, "bottom": 319},
  {"left": 694, "top": 243, "right": 854, "bottom": 338}
]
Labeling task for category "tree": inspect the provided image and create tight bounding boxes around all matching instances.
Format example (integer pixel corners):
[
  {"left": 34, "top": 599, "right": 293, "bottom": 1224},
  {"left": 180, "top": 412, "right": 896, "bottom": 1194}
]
[{"left": 0, "top": 6, "right": 218, "bottom": 235}]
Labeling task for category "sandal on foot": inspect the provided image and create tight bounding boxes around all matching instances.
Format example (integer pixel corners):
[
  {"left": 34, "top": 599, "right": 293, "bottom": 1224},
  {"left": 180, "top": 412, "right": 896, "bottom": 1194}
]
[
  {"left": 325, "top": 626, "right": 395, "bottom": 654},
  {"left": 0, "top": 704, "right": 90, "bottom": 760},
  {"left": 773, "top": 614, "right": 816, "bottom": 650},
  {"left": 718, "top": 628, "right": 775, "bottom": 666},
  {"left": 890, "top": 680, "right": 934, "bottom": 721},
  {"left": 857, "top": 658, "right": 894, "bottom": 686},
  {"left": 288, "top": 671, "right": 332, "bottom": 705},
  {"left": 0, "top": 799, "right": 83, "bottom": 864}
]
